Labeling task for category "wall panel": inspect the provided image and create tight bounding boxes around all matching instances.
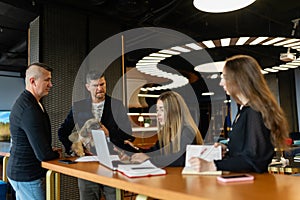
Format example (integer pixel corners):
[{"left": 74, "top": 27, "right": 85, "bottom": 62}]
[
  {"left": 39, "top": 4, "right": 87, "bottom": 200},
  {"left": 29, "top": 3, "right": 122, "bottom": 199}
]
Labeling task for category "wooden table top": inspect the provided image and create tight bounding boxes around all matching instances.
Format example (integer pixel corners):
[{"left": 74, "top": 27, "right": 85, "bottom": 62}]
[{"left": 42, "top": 158, "right": 300, "bottom": 200}]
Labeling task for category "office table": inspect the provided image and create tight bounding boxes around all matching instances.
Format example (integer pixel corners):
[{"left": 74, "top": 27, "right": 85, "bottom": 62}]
[
  {"left": 0, "top": 142, "right": 10, "bottom": 156},
  {"left": 0, "top": 142, "right": 10, "bottom": 182},
  {"left": 42, "top": 158, "right": 300, "bottom": 200}
]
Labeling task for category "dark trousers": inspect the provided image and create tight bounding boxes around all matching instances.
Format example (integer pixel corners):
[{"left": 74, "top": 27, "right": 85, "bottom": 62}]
[{"left": 78, "top": 178, "right": 116, "bottom": 200}]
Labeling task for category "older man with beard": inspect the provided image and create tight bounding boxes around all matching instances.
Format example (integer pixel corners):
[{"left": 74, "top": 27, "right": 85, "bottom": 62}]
[{"left": 58, "top": 70, "right": 136, "bottom": 200}]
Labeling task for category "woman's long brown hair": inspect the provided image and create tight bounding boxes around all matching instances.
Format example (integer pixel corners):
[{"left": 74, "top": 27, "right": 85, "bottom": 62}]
[{"left": 224, "top": 55, "right": 289, "bottom": 149}]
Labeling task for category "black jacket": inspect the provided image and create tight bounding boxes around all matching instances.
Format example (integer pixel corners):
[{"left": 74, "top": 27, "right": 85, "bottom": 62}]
[{"left": 214, "top": 106, "right": 274, "bottom": 173}]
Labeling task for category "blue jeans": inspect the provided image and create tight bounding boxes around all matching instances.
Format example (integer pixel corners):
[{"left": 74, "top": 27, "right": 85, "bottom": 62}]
[{"left": 8, "top": 177, "right": 45, "bottom": 200}]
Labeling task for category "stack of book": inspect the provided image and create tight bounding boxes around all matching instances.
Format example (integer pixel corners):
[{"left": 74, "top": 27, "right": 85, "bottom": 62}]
[
  {"left": 294, "top": 154, "right": 300, "bottom": 163},
  {"left": 117, "top": 160, "right": 166, "bottom": 178}
]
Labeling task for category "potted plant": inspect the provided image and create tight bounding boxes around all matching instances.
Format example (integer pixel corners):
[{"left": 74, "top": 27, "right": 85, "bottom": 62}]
[{"left": 144, "top": 118, "right": 151, "bottom": 127}]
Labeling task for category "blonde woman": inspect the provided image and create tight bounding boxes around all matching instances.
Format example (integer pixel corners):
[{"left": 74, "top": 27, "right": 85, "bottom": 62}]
[
  {"left": 190, "top": 55, "right": 289, "bottom": 173},
  {"left": 130, "top": 91, "right": 203, "bottom": 167}
]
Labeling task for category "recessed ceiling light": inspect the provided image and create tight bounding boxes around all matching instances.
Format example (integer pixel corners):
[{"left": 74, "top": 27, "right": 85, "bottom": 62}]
[
  {"left": 291, "top": 45, "right": 300, "bottom": 50},
  {"left": 286, "top": 62, "right": 300, "bottom": 66},
  {"left": 262, "top": 37, "right": 285, "bottom": 45},
  {"left": 280, "top": 64, "right": 298, "bottom": 69},
  {"left": 249, "top": 37, "right": 268, "bottom": 45},
  {"left": 171, "top": 46, "right": 191, "bottom": 53},
  {"left": 220, "top": 38, "right": 231, "bottom": 47},
  {"left": 264, "top": 68, "right": 278, "bottom": 72},
  {"left": 136, "top": 35, "right": 297, "bottom": 92},
  {"left": 285, "top": 63, "right": 300, "bottom": 68},
  {"left": 202, "top": 92, "right": 215, "bottom": 96},
  {"left": 185, "top": 43, "right": 202, "bottom": 50},
  {"left": 292, "top": 58, "right": 300, "bottom": 63},
  {"left": 136, "top": 62, "right": 158, "bottom": 66},
  {"left": 283, "top": 41, "right": 300, "bottom": 47},
  {"left": 159, "top": 49, "right": 181, "bottom": 55},
  {"left": 138, "top": 60, "right": 160, "bottom": 63},
  {"left": 202, "top": 40, "right": 215, "bottom": 48},
  {"left": 143, "top": 56, "right": 166, "bottom": 60},
  {"left": 224, "top": 100, "right": 231, "bottom": 103},
  {"left": 235, "top": 37, "right": 250, "bottom": 45},
  {"left": 210, "top": 74, "right": 219, "bottom": 79},
  {"left": 272, "top": 66, "right": 289, "bottom": 70},
  {"left": 274, "top": 39, "right": 300, "bottom": 46},
  {"left": 137, "top": 94, "right": 160, "bottom": 98},
  {"left": 149, "top": 53, "right": 172, "bottom": 58}
]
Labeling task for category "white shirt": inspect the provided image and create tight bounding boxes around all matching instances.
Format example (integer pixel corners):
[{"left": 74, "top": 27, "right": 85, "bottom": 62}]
[{"left": 92, "top": 101, "right": 105, "bottom": 120}]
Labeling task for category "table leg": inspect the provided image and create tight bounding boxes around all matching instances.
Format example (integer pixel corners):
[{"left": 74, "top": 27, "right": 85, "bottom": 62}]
[
  {"left": 136, "top": 194, "right": 148, "bottom": 200},
  {"left": 2, "top": 155, "right": 9, "bottom": 182},
  {"left": 55, "top": 172, "right": 61, "bottom": 200},
  {"left": 46, "top": 170, "right": 60, "bottom": 200},
  {"left": 116, "top": 188, "right": 122, "bottom": 200}
]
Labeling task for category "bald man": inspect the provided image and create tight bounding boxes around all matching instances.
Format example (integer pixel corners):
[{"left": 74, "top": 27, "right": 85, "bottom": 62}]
[{"left": 7, "top": 63, "right": 61, "bottom": 200}]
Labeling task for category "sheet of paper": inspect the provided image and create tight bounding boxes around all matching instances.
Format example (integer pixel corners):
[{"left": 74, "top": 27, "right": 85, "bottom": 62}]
[
  {"left": 75, "top": 155, "right": 120, "bottom": 162},
  {"left": 110, "top": 155, "right": 120, "bottom": 161},
  {"left": 75, "top": 156, "right": 98, "bottom": 162}
]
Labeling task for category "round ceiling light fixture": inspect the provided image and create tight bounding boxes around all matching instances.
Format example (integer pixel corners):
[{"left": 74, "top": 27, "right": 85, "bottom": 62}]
[{"left": 193, "top": 0, "right": 256, "bottom": 13}]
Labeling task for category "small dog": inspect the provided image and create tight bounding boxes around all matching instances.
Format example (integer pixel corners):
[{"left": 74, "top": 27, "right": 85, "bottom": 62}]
[
  {"left": 68, "top": 118, "right": 101, "bottom": 157},
  {"left": 68, "top": 132, "right": 85, "bottom": 157}
]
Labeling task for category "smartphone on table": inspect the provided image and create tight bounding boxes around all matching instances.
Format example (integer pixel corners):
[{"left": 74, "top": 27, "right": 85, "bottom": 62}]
[
  {"left": 58, "top": 159, "right": 77, "bottom": 164},
  {"left": 217, "top": 174, "right": 254, "bottom": 183}
]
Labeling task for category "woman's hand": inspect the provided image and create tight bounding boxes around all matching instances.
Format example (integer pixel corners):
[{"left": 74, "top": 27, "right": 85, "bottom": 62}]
[
  {"left": 189, "top": 157, "right": 217, "bottom": 172},
  {"left": 53, "top": 147, "right": 63, "bottom": 158},
  {"left": 130, "top": 153, "right": 149, "bottom": 163},
  {"left": 124, "top": 140, "right": 140, "bottom": 151},
  {"left": 84, "top": 148, "right": 93, "bottom": 156},
  {"left": 113, "top": 146, "right": 131, "bottom": 163},
  {"left": 214, "top": 142, "right": 228, "bottom": 158}
]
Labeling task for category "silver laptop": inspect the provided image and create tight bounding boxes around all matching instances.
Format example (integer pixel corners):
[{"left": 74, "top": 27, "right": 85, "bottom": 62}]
[{"left": 91, "top": 130, "right": 129, "bottom": 170}]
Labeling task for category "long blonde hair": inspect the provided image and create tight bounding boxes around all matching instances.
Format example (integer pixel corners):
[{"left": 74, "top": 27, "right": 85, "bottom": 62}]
[
  {"left": 224, "top": 55, "right": 289, "bottom": 149},
  {"left": 157, "top": 91, "right": 203, "bottom": 155}
]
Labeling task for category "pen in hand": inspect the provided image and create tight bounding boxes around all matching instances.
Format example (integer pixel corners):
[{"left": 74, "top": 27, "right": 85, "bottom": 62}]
[{"left": 198, "top": 146, "right": 215, "bottom": 160}]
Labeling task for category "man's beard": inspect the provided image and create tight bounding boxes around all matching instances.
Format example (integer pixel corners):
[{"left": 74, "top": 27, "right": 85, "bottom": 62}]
[{"left": 95, "top": 92, "right": 105, "bottom": 100}]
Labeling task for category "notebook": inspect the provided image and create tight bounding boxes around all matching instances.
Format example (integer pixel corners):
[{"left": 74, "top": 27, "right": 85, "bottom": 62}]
[
  {"left": 91, "top": 130, "right": 166, "bottom": 178},
  {"left": 181, "top": 145, "right": 222, "bottom": 175}
]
